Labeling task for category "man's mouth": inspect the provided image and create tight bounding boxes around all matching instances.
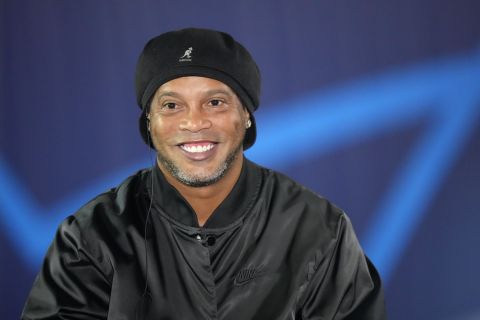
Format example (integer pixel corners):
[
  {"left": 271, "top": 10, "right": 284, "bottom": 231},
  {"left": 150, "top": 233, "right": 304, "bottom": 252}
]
[{"left": 179, "top": 142, "right": 216, "bottom": 154}]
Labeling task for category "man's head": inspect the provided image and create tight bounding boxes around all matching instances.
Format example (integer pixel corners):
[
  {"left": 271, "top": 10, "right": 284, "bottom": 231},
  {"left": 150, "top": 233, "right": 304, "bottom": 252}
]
[
  {"left": 135, "top": 28, "right": 261, "bottom": 150},
  {"left": 147, "top": 76, "right": 249, "bottom": 187},
  {"left": 134, "top": 28, "right": 261, "bottom": 187}
]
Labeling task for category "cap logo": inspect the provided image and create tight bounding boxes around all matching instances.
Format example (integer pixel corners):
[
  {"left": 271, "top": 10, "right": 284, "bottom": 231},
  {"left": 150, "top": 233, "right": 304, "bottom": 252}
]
[{"left": 179, "top": 47, "right": 193, "bottom": 62}]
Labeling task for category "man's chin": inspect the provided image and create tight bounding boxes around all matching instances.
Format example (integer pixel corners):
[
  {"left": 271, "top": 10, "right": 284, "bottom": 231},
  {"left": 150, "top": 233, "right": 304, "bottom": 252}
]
[
  {"left": 157, "top": 140, "right": 243, "bottom": 188},
  {"left": 157, "top": 157, "right": 229, "bottom": 187},
  {"left": 178, "top": 175, "right": 223, "bottom": 188}
]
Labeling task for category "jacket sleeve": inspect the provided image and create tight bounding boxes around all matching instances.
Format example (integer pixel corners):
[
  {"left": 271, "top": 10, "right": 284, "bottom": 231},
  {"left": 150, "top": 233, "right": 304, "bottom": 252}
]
[
  {"left": 299, "top": 214, "right": 387, "bottom": 320},
  {"left": 21, "top": 216, "right": 112, "bottom": 320}
]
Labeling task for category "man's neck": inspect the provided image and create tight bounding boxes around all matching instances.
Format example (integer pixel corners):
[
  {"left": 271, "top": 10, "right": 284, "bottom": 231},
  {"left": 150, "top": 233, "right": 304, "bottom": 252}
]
[{"left": 159, "top": 155, "right": 244, "bottom": 227}]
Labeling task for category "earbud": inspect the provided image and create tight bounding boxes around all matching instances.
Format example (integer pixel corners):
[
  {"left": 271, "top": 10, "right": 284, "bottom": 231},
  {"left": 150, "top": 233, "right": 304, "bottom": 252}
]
[{"left": 246, "top": 119, "right": 251, "bottom": 129}]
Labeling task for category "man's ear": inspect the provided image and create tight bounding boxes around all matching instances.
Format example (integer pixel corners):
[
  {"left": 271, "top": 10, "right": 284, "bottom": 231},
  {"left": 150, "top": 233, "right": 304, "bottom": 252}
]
[{"left": 243, "top": 106, "right": 250, "bottom": 120}]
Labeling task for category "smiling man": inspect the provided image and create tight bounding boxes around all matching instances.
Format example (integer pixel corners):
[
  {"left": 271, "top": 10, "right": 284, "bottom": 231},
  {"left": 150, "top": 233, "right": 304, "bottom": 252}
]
[{"left": 22, "top": 28, "right": 386, "bottom": 319}]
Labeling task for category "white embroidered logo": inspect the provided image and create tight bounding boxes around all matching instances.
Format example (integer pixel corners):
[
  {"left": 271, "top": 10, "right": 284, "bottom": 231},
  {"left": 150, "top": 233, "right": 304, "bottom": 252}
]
[{"left": 179, "top": 47, "right": 193, "bottom": 62}]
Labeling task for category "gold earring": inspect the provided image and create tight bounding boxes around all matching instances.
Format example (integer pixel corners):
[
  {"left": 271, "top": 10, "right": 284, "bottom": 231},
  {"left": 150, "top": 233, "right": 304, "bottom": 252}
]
[{"left": 246, "top": 119, "right": 252, "bottom": 129}]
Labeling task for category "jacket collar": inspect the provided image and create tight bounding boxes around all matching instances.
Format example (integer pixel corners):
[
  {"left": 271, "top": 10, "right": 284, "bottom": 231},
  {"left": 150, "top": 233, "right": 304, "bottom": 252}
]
[{"left": 149, "top": 157, "right": 262, "bottom": 228}]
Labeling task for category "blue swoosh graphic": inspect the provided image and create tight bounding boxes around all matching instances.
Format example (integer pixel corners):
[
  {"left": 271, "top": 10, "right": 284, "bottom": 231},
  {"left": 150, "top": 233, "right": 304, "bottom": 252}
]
[
  {"left": 1, "top": 49, "right": 479, "bottom": 284},
  {"left": 246, "top": 49, "right": 480, "bottom": 282}
]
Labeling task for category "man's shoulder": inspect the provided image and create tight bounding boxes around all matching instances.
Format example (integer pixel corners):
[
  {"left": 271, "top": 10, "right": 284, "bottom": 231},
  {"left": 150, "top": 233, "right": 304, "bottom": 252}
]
[
  {"left": 257, "top": 162, "right": 343, "bottom": 211},
  {"left": 62, "top": 168, "right": 151, "bottom": 235},
  {"left": 252, "top": 161, "right": 346, "bottom": 233}
]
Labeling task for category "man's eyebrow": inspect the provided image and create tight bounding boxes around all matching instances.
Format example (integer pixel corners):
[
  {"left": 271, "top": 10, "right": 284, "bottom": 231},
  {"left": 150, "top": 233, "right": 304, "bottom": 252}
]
[
  {"left": 155, "top": 91, "right": 182, "bottom": 100},
  {"left": 203, "top": 89, "right": 234, "bottom": 97},
  {"left": 155, "top": 89, "right": 233, "bottom": 100}
]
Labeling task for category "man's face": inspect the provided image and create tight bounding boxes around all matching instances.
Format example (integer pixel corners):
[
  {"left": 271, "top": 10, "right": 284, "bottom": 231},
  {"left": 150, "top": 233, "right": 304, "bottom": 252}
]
[{"left": 148, "top": 76, "right": 250, "bottom": 187}]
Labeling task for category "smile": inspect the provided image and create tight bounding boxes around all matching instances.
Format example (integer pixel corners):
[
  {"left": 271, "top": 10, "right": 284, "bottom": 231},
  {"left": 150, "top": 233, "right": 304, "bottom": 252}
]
[{"left": 180, "top": 142, "right": 216, "bottom": 153}]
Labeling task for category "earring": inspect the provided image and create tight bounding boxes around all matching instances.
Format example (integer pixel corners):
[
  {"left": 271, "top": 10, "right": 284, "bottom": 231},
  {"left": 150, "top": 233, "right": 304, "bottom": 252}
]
[
  {"left": 146, "top": 113, "right": 151, "bottom": 131},
  {"left": 246, "top": 119, "right": 252, "bottom": 129}
]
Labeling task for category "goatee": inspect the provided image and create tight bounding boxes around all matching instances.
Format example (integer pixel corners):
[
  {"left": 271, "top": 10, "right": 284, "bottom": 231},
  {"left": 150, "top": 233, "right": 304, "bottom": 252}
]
[{"left": 157, "top": 141, "right": 243, "bottom": 188}]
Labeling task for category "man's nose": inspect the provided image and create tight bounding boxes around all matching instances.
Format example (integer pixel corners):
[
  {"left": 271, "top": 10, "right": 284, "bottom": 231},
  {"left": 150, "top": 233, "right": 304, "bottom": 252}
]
[{"left": 178, "top": 107, "right": 212, "bottom": 132}]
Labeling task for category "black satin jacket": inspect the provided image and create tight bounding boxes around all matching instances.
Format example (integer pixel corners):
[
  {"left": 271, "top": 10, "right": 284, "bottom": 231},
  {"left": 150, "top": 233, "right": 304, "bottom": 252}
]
[{"left": 22, "top": 159, "right": 386, "bottom": 319}]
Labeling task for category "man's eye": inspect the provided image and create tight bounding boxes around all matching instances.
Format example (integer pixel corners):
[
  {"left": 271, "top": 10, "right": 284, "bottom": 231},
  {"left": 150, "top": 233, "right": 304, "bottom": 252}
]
[
  {"left": 209, "top": 99, "right": 224, "bottom": 107},
  {"left": 162, "top": 102, "right": 177, "bottom": 110}
]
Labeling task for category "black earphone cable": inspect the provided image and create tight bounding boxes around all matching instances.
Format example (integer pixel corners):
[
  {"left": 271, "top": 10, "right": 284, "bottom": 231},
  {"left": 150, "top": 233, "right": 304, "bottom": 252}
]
[{"left": 135, "top": 111, "right": 155, "bottom": 320}]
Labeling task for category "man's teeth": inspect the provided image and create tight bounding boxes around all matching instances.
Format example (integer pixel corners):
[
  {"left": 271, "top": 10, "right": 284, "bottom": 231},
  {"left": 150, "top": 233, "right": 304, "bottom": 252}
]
[{"left": 181, "top": 144, "right": 214, "bottom": 153}]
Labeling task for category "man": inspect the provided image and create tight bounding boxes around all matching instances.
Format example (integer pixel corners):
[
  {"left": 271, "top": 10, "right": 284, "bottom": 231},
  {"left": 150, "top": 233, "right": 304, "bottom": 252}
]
[{"left": 22, "top": 28, "right": 386, "bottom": 319}]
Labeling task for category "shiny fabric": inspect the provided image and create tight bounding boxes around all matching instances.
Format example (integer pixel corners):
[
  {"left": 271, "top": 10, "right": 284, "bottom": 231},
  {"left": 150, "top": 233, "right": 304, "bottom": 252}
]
[{"left": 22, "top": 159, "right": 386, "bottom": 319}]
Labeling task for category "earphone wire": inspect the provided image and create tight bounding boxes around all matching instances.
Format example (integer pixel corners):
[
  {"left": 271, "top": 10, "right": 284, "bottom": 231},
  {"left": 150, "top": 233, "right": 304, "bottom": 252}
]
[{"left": 135, "top": 110, "right": 155, "bottom": 320}]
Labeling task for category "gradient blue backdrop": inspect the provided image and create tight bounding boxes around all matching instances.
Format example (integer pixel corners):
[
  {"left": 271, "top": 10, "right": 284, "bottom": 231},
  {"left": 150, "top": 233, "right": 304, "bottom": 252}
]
[{"left": 1, "top": 1, "right": 480, "bottom": 319}]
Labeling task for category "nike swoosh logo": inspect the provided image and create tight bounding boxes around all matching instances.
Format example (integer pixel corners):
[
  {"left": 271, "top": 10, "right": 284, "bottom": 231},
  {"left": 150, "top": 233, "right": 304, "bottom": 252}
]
[{"left": 234, "top": 267, "right": 264, "bottom": 286}]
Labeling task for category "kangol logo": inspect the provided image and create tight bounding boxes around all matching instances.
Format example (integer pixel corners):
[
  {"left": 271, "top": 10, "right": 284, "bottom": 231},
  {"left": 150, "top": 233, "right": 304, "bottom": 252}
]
[{"left": 179, "top": 47, "right": 193, "bottom": 62}]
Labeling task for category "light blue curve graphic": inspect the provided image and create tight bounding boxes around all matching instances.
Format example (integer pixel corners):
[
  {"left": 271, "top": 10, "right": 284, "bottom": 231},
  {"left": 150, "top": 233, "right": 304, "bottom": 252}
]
[
  {"left": 1, "top": 49, "right": 479, "bottom": 283},
  {"left": 361, "top": 91, "right": 479, "bottom": 281},
  {"left": 0, "top": 158, "right": 152, "bottom": 267},
  {"left": 247, "top": 49, "right": 480, "bottom": 281},
  {"left": 248, "top": 49, "right": 480, "bottom": 166}
]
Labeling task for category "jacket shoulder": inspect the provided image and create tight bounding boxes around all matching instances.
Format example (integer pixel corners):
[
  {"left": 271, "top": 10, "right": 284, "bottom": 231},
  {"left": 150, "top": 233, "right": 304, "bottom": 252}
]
[
  {"left": 75, "top": 168, "right": 149, "bottom": 218},
  {"left": 260, "top": 164, "right": 345, "bottom": 219},
  {"left": 58, "top": 168, "right": 151, "bottom": 251},
  {"left": 253, "top": 163, "right": 347, "bottom": 242}
]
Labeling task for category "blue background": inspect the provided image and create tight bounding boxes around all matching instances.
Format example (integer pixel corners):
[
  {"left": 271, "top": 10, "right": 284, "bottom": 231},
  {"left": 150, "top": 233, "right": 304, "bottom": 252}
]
[{"left": 1, "top": 1, "right": 480, "bottom": 318}]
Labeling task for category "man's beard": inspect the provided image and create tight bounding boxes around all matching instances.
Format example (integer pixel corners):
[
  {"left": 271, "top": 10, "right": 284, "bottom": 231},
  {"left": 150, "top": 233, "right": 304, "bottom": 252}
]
[{"left": 157, "top": 141, "right": 243, "bottom": 188}]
